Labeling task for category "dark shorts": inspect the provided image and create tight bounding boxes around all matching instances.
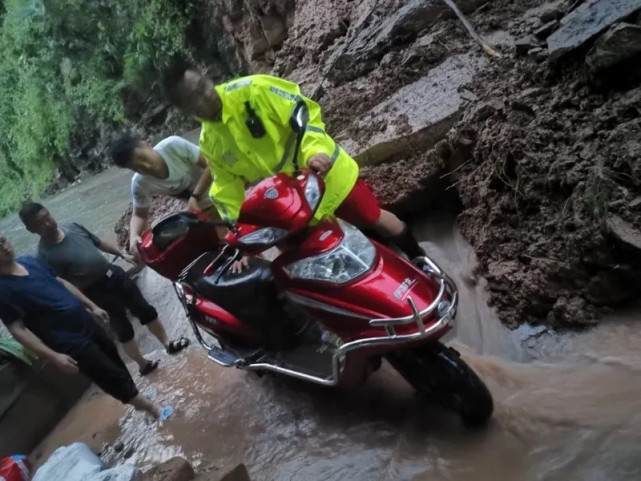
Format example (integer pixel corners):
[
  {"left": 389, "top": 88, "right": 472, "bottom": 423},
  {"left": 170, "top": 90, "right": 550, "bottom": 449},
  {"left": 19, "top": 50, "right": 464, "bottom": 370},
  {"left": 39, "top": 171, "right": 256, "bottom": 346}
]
[
  {"left": 85, "top": 265, "right": 158, "bottom": 343},
  {"left": 335, "top": 179, "right": 382, "bottom": 228},
  {"left": 74, "top": 327, "right": 138, "bottom": 403}
]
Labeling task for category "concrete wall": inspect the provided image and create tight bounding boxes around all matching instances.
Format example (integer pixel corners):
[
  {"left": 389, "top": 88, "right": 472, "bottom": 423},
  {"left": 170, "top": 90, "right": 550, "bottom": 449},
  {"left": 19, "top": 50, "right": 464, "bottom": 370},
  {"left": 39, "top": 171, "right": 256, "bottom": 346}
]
[{"left": 0, "top": 359, "right": 89, "bottom": 456}]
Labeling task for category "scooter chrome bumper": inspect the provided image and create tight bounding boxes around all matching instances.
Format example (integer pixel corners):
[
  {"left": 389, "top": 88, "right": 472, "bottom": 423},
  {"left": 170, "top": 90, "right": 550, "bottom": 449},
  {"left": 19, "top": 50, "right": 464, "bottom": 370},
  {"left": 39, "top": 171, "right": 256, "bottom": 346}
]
[{"left": 187, "top": 254, "right": 458, "bottom": 387}]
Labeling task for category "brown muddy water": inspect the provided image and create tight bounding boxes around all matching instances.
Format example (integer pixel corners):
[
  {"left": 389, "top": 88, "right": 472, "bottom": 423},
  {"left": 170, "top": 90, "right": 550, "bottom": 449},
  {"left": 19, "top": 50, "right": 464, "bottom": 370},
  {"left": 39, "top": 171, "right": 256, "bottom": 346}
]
[{"left": 12, "top": 173, "right": 641, "bottom": 480}]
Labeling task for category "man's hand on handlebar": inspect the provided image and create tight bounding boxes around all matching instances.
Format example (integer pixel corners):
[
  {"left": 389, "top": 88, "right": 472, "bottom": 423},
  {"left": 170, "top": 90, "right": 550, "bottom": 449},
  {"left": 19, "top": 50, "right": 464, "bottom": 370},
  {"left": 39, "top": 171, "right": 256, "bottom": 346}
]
[
  {"left": 307, "top": 153, "right": 332, "bottom": 175},
  {"left": 231, "top": 255, "right": 251, "bottom": 274}
]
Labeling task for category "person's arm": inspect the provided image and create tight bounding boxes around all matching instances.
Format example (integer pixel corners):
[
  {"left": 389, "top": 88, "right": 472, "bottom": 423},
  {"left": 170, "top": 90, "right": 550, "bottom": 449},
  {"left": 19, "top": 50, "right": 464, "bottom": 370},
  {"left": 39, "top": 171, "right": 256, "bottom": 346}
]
[
  {"left": 56, "top": 277, "right": 109, "bottom": 324},
  {"left": 7, "top": 321, "right": 79, "bottom": 373},
  {"left": 97, "top": 237, "right": 136, "bottom": 265},
  {"left": 188, "top": 156, "right": 213, "bottom": 213},
  {"left": 259, "top": 79, "right": 337, "bottom": 174},
  {"left": 129, "top": 206, "right": 150, "bottom": 254}
]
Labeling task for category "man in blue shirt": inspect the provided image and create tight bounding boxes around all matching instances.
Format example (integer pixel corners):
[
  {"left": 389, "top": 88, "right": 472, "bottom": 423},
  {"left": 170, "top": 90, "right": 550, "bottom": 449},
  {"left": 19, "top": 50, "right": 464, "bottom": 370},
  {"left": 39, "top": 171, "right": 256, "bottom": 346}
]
[
  {"left": 0, "top": 232, "right": 169, "bottom": 420},
  {"left": 19, "top": 202, "right": 190, "bottom": 376}
]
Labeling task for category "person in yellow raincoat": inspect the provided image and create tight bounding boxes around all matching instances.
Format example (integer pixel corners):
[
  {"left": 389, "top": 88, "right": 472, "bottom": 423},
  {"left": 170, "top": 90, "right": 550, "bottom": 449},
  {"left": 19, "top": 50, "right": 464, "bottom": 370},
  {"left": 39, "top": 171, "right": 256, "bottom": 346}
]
[{"left": 160, "top": 59, "right": 424, "bottom": 269}]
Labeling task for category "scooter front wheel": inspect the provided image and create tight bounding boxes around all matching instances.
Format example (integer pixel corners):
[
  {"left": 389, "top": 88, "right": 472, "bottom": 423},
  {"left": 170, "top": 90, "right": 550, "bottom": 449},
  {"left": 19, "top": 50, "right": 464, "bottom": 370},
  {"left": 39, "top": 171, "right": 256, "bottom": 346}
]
[{"left": 386, "top": 342, "right": 493, "bottom": 427}]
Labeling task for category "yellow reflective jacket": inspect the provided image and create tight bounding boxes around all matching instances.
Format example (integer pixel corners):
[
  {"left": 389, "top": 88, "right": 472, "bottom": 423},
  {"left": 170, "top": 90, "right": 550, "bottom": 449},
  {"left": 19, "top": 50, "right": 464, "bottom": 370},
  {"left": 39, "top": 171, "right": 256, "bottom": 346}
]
[{"left": 199, "top": 74, "right": 359, "bottom": 222}]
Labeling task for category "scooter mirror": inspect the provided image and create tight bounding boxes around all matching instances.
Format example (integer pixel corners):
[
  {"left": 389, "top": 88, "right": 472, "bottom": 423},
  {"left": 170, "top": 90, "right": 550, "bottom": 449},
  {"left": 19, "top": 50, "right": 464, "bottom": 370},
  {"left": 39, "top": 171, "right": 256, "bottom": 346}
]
[{"left": 290, "top": 100, "right": 309, "bottom": 134}]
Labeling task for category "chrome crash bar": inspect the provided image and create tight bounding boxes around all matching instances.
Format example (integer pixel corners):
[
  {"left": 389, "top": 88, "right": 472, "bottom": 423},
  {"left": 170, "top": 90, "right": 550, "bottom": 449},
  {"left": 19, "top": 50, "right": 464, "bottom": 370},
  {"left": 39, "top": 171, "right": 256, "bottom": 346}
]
[{"left": 183, "top": 255, "right": 458, "bottom": 387}]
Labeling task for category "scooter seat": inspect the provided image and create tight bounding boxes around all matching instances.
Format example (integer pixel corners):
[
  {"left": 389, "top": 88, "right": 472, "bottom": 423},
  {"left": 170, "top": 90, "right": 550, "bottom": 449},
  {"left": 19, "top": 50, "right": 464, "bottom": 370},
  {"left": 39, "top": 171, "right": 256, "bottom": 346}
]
[{"left": 185, "top": 252, "right": 289, "bottom": 345}]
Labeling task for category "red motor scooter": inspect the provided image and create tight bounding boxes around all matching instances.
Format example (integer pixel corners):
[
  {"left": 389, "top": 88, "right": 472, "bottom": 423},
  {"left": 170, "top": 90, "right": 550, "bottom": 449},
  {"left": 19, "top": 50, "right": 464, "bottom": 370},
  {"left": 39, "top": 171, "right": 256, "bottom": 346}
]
[{"left": 138, "top": 102, "right": 493, "bottom": 426}]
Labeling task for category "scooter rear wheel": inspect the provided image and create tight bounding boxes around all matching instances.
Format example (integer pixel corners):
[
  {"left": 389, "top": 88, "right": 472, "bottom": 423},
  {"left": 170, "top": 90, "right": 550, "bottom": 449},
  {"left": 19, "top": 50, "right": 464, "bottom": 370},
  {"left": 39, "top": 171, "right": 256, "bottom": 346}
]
[{"left": 387, "top": 342, "right": 493, "bottom": 427}]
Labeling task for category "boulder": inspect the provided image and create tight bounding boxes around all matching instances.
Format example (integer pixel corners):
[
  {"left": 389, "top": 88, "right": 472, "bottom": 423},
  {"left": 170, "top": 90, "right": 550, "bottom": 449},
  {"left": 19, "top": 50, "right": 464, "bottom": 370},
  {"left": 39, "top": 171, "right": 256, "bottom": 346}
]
[
  {"left": 330, "top": 0, "right": 486, "bottom": 80},
  {"left": 547, "top": 0, "right": 641, "bottom": 58},
  {"left": 140, "top": 457, "right": 195, "bottom": 481},
  {"left": 607, "top": 215, "right": 641, "bottom": 253},
  {"left": 586, "top": 22, "right": 641, "bottom": 71},
  {"left": 338, "top": 53, "right": 487, "bottom": 166}
]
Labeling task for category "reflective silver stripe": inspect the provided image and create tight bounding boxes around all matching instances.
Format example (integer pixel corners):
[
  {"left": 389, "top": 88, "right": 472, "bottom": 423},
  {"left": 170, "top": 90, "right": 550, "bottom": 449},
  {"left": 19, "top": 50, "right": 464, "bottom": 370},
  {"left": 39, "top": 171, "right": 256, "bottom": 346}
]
[
  {"left": 285, "top": 293, "right": 372, "bottom": 320},
  {"left": 274, "top": 133, "right": 296, "bottom": 172},
  {"left": 269, "top": 86, "right": 301, "bottom": 102},
  {"left": 305, "top": 125, "right": 326, "bottom": 135},
  {"left": 330, "top": 141, "right": 340, "bottom": 165},
  {"left": 225, "top": 79, "right": 252, "bottom": 92}
]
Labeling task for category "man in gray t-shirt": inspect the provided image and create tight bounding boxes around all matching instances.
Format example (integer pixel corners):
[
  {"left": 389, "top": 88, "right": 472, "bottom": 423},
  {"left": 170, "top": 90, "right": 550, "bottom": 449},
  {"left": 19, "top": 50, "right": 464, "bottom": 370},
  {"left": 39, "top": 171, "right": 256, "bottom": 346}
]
[
  {"left": 19, "top": 202, "right": 190, "bottom": 375},
  {"left": 38, "top": 222, "right": 111, "bottom": 290}
]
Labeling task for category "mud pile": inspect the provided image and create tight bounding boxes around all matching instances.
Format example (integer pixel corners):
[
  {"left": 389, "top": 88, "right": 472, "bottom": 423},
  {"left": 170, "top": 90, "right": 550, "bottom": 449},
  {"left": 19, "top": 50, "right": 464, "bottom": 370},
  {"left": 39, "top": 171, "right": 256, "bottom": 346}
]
[{"left": 447, "top": 60, "right": 641, "bottom": 327}]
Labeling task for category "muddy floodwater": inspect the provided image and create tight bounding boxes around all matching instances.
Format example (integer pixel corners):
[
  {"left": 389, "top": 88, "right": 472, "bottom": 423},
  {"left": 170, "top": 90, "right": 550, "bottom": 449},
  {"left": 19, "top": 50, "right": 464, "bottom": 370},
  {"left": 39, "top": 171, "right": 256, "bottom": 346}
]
[{"left": 11, "top": 172, "right": 641, "bottom": 480}]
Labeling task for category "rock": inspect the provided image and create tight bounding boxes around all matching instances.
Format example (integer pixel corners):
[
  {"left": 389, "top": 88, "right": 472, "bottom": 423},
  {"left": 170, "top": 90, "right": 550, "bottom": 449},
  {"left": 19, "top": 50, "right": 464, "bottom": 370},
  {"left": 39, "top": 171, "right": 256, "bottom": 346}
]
[
  {"left": 194, "top": 464, "right": 251, "bottom": 481},
  {"left": 514, "top": 35, "right": 541, "bottom": 56},
  {"left": 528, "top": 47, "right": 550, "bottom": 61},
  {"left": 140, "top": 457, "right": 195, "bottom": 481},
  {"left": 586, "top": 22, "right": 641, "bottom": 71},
  {"left": 460, "top": 89, "right": 479, "bottom": 102},
  {"left": 534, "top": 20, "right": 560, "bottom": 39},
  {"left": 607, "top": 215, "right": 641, "bottom": 252},
  {"left": 400, "top": 32, "right": 447, "bottom": 67},
  {"left": 547, "top": 0, "right": 641, "bottom": 59},
  {"left": 330, "top": 0, "right": 486, "bottom": 81},
  {"left": 337, "top": 53, "right": 487, "bottom": 166},
  {"left": 123, "top": 446, "right": 135, "bottom": 460}
]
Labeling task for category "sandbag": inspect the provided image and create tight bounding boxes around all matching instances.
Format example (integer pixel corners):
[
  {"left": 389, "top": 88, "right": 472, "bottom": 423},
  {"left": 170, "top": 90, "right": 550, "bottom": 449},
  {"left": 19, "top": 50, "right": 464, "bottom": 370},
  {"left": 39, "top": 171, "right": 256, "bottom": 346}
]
[
  {"left": 89, "top": 464, "right": 139, "bottom": 481},
  {"left": 0, "top": 455, "right": 31, "bottom": 481},
  {"left": 32, "top": 443, "right": 102, "bottom": 481}
]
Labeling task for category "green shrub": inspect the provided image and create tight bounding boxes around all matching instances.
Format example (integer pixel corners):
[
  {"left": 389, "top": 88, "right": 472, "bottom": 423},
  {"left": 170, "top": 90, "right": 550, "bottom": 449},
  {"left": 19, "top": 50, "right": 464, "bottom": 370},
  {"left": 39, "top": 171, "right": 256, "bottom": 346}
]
[{"left": 0, "top": 0, "right": 193, "bottom": 217}]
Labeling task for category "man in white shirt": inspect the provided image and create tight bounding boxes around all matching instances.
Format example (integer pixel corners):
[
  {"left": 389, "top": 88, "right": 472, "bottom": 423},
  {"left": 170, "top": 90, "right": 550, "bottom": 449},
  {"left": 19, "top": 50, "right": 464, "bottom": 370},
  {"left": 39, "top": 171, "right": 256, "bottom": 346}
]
[{"left": 110, "top": 134, "right": 216, "bottom": 256}]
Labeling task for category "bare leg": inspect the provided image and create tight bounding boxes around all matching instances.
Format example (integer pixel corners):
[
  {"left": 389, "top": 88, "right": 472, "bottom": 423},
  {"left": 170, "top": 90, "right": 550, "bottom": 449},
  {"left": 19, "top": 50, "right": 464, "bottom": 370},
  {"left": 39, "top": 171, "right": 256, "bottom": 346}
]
[
  {"left": 372, "top": 209, "right": 424, "bottom": 259},
  {"left": 372, "top": 209, "right": 405, "bottom": 237},
  {"left": 128, "top": 394, "right": 162, "bottom": 419},
  {"left": 122, "top": 339, "right": 150, "bottom": 371},
  {"left": 146, "top": 319, "right": 169, "bottom": 349}
]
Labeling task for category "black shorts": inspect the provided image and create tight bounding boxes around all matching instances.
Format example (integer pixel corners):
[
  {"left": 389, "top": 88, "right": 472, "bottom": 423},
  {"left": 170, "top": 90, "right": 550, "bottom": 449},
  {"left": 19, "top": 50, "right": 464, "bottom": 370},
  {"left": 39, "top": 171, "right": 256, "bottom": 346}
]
[
  {"left": 85, "top": 265, "right": 158, "bottom": 343},
  {"left": 74, "top": 327, "right": 139, "bottom": 403}
]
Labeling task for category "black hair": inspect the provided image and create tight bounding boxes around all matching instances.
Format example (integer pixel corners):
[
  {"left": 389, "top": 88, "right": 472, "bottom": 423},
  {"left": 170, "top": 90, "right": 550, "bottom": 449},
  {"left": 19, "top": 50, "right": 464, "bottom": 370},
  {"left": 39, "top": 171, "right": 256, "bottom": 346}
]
[
  {"left": 18, "top": 201, "right": 46, "bottom": 226},
  {"left": 160, "top": 55, "right": 192, "bottom": 106},
  {"left": 110, "top": 133, "right": 140, "bottom": 168}
]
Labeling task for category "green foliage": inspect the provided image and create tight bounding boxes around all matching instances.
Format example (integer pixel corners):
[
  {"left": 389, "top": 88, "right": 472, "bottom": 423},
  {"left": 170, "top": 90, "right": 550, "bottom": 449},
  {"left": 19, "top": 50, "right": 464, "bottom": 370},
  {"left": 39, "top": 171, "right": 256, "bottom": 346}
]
[
  {"left": 0, "top": 0, "right": 193, "bottom": 217},
  {"left": 0, "top": 336, "right": 37, "bottom": 365}
]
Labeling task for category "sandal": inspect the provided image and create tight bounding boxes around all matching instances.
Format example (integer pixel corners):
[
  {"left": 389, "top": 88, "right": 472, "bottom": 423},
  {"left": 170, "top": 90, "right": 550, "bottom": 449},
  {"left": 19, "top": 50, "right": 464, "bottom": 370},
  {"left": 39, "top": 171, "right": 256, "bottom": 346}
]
[
  {"left": 139, "top": 359, "right": 159, "bottom": 376},
  {"left": 166, "top": 337, "right": 190, "bottom": 354},
  {"left": 159, "top": 405, "right": 174, "bottom": 421}
]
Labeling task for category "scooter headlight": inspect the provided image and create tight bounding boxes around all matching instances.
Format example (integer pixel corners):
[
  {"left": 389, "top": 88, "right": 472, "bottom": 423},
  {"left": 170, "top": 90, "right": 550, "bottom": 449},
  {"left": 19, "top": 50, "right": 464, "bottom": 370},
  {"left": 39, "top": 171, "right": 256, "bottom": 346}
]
[
  {"left": 304, "top": 174, "right": 321, "bottom": 212},
  {"left": 285, "top": 220, "right": 376, "bottom": 284},
  {"left": 239, "top": 227, "right": 288, "bottom": 246}
]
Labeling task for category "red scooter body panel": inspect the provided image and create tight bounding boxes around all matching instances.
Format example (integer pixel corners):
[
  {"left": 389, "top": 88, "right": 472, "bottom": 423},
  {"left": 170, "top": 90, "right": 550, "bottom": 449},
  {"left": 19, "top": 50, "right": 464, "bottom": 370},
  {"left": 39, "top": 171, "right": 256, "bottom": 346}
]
[
  {"left": 273, "top": 220, "right": 449, "bottom": 342},
  {"left": 194, "top": 296, "right": 258, "bottom": 339}
]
